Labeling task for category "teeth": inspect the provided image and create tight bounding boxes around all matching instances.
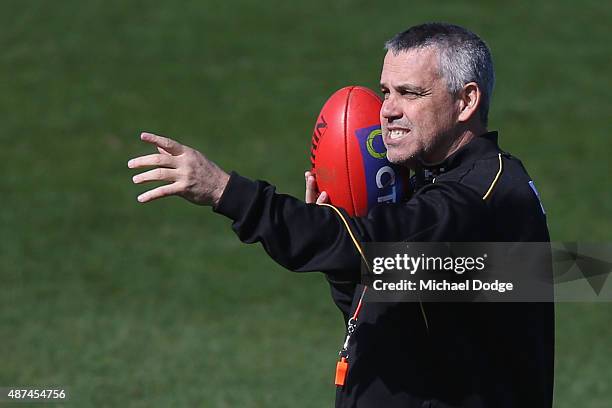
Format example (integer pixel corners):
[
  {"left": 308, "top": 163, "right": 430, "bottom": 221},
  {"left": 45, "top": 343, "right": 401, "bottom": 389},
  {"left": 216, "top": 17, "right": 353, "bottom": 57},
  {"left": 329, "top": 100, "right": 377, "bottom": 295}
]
[{"left": 389, "top": 129, "right": 409, "bottom": 140}]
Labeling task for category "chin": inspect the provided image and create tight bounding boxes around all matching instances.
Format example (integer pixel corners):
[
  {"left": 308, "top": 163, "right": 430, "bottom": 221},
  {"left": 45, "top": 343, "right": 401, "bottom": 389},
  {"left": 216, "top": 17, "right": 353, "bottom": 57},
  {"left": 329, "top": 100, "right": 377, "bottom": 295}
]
[{"left": 386, "top": 149, "right": 417, "bottom": 169}]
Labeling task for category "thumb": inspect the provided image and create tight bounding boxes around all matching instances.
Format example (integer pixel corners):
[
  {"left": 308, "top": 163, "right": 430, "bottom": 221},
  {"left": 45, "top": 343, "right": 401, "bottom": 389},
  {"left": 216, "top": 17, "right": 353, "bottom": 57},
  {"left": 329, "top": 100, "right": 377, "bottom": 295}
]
[{"left": 316, "top": 191, "right": 329, "bottom": 205}]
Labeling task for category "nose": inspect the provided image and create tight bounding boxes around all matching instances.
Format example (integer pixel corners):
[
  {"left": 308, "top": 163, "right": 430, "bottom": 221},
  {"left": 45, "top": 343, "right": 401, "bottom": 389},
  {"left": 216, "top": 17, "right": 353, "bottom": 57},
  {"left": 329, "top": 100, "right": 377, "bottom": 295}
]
[{"left": 380, "top": 95, "right": 402, "bottom": 122}]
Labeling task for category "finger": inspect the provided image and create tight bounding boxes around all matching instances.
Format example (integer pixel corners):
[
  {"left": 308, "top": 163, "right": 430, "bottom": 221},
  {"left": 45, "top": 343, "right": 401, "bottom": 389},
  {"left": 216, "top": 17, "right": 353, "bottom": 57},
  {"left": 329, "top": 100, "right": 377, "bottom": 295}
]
[
  {"left": 140, "top": 132, "right": 185, "bottom": 155},
  {"left": 132, "top": 167, "right": 177, "bottom": 184},
  {"left": 157, "top": 147, "right": 171, "bottom": 155},
  {"left": 137, "top": 182, "right": 183, "bottom": 203},
  {"left": 316, "top": 191, "right": 329, "bottom": 205},
  {"left": 305, "top": 175, "right": 319, "bottom": 203},
  {"left": 128, "top": 153, "right": 175, "bottom": 169}
]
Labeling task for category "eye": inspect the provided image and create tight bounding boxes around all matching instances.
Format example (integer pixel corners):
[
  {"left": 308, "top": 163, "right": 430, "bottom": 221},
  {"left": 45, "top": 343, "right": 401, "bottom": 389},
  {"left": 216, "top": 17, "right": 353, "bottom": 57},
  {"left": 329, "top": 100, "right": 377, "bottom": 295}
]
[
  {"left": 399, "top": 89, "right": 419, "bottom": 98},
  {"left": 380, "top": 89, "right": 390, "bottom": 99}
]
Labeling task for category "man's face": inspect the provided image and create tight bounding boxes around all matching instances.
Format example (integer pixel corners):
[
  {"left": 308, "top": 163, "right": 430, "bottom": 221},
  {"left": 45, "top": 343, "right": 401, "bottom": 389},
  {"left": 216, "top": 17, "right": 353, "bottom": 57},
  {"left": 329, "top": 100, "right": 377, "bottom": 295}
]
[{"left": 380, "top": 47, "right": 460, "bottom": 166}]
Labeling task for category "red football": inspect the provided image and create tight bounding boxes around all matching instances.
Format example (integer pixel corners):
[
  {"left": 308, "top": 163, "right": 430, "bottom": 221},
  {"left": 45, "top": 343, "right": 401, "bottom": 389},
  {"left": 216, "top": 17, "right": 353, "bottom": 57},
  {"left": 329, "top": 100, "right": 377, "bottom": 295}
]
[{"left": 310, "top": 86, "right": 410, "bottom": 216}]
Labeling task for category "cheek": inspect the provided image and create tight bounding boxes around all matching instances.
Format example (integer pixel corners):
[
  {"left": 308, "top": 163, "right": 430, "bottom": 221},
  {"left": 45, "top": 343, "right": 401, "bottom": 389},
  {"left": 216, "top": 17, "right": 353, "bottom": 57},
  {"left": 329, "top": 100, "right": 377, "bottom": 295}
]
[
  {"left": 423, "top": 99, "right": 454, "bottom": 128},
  {"left": 436, "top": 95, "right": 458, "bottom": 121},
  {"left": 408, "top": 104, "right": 434, "bottom": 130},
  {"left": 406, "top": 100, "right": 436, "bottom": 124}
]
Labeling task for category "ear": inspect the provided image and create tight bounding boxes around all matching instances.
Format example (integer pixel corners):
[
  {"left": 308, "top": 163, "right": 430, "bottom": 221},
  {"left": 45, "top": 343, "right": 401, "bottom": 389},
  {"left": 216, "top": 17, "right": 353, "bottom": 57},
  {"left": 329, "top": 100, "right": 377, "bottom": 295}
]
[{"left": 457, "top": 82, "right": 481, "bottom": 123}]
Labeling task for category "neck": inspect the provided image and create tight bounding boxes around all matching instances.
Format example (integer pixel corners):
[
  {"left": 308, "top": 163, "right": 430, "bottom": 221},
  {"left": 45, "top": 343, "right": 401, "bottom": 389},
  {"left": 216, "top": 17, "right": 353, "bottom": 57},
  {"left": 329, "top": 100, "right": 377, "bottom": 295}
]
[{"left": 423, "top": 122, "right": 487, "bottom": 166}]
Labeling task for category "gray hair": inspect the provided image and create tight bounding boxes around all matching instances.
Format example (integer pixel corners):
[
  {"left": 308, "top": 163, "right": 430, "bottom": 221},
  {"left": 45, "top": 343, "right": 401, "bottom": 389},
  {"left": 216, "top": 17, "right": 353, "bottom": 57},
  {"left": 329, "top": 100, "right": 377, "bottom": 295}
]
[{"left": 384, "top": 23, "right": 495, "bottom": 126}]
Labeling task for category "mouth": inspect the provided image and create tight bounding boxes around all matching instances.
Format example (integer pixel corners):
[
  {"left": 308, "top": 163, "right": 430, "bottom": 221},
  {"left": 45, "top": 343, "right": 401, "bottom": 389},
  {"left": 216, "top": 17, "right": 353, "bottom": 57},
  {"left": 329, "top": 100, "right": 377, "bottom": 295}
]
[{"left": 386, "top": 128, "right": 410, "bottom": 142}]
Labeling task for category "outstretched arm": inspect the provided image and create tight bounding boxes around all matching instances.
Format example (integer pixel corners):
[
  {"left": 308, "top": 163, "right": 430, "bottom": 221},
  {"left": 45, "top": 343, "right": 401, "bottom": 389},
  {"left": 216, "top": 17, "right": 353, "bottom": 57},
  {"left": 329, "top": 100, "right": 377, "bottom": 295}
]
[{"left": 128, "top": 131, "right": 362, "bottom": 278}]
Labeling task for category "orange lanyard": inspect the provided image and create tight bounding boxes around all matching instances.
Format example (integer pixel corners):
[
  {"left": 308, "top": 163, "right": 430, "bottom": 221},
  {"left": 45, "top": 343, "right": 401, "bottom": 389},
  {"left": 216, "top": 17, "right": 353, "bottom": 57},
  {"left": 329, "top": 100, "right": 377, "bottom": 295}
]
[{"left": 335, "top": 286, "right": 367, "bottom": 386}]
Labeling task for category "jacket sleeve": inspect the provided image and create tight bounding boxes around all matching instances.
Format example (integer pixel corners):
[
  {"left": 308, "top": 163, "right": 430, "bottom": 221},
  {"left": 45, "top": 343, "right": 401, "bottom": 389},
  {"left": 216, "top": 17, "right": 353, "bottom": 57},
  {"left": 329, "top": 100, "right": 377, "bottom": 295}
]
[{"left": 214, "top": 172, "right": 490, "bottom": 282}]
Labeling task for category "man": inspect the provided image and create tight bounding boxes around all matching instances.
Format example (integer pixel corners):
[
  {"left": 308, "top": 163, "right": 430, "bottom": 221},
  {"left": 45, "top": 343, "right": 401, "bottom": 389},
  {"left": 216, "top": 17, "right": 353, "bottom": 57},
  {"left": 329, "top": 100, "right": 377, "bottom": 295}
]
[{"left": 129, "top": 23, "right": 553, "bottom": 407}]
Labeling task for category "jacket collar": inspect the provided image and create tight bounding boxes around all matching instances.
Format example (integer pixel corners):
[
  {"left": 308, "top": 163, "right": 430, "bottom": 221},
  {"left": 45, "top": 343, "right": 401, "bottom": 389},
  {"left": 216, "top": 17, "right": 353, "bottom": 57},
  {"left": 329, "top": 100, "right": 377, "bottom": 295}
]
[{"left": 413, "top": 131, "right": 500, "bottom": 187}]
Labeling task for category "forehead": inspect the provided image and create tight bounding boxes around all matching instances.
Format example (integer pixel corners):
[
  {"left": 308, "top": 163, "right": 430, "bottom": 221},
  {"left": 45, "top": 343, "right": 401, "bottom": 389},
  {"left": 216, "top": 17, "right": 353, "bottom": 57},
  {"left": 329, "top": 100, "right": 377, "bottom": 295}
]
[{"left": 380, "top": 47, "right": 440, "bottom": 86}]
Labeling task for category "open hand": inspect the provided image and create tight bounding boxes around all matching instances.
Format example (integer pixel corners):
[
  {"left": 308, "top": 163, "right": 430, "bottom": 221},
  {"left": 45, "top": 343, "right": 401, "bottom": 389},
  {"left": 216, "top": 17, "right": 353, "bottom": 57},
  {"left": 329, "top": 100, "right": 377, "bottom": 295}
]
[{"left": 128, "top": 132, "right": 229, "bottom": 206}]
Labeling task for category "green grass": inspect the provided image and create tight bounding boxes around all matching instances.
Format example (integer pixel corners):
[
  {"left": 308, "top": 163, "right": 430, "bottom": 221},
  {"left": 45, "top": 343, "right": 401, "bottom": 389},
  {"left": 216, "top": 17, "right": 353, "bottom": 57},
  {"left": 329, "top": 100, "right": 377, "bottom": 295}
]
[{"left": 1, "top": 1, "right": 610, "bottom": 406}]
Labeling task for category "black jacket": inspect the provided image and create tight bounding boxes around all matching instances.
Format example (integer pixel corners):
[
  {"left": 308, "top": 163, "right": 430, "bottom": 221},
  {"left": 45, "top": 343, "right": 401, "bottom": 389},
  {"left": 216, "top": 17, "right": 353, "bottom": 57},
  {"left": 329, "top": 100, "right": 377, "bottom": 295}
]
[{"left": 214, "top": 132, "right": 554, "bottom": 407}]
